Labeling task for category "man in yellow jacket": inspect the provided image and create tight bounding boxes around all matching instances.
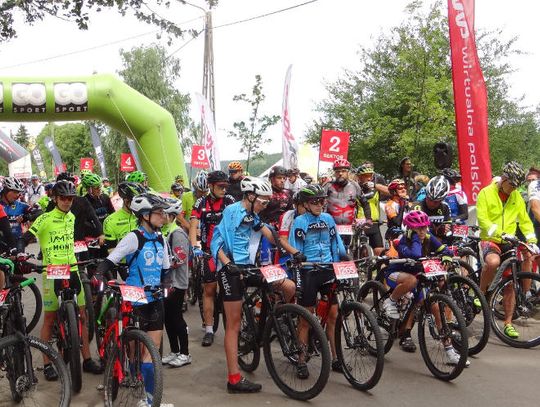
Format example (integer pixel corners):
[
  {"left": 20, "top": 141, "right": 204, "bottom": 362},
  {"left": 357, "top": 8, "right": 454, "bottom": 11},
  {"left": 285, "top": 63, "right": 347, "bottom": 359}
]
[{"left": 476, "top": 161, "right": 539, "bottom": 339}]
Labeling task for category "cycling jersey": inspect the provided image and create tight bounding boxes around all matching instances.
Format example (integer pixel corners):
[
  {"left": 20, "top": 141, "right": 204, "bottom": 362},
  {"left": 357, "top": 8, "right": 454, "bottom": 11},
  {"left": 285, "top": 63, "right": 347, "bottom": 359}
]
[
  {"left": 289, "top": 212, "right": 347, "bottom": 263},
  {"left": 477, "top": 181, "right": 536, "bottom": 243},
  {"left": 26, "top": 183, "right": 45, "bottom": 206},
  {"left": 357, "top": 190, "right": 380, "bottom": 221},
  {"left": 45, "top": 196, "right": 102, "bottom": 241},
  {"left": 2, "top": 199, "right": 31, "bottom": 238},
  {"left": 0, "top": 205, "right": 15, "bottom": 250},
  {"left": 37, "top": 195, "right": 50, "bottom": 212},
  {"left": 445, "top": 187, "right": 468, "bottom": 221},
  {"left": 191, "top": 194, "right": 235, "bottom": 250},
  {"left": 259, "top": 188, "right": 293, "bottom": 228},
  {"left": 324, "top": 181, "right": 371, "bottom": 225},
  {"left": 85, "top": 193, "right": 115, "bottom": 225},
  {"left": 278, "top": 209, "right": 297, "bottom": 237},
  {"left": 284, "top": 177, "right": 307, "bottom": 193},
  {"left": 227, "top": 177, "right": 243, "bottom": 202},
  {"left": 103, "top": 207, "right": 138, "bottom": 247},
  {"left": 211, "top": 202, "right": 264, "bottom": 266},
  {"left": 412, "top": 199, "right": 450, "bottom": 240},
  {"left": 181, "top": 191, "right": 196, "bottom": 221}
]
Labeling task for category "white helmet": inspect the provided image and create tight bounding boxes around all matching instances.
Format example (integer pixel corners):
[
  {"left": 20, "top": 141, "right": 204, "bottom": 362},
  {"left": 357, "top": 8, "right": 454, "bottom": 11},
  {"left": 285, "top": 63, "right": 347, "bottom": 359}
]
[
  {"left": 192, "top": 170, "right": 209, "bottom": 192},
  {"left": 2, "top": 177, "right": 25, "bottom": 192},
  {"left": 164, "top": 198, "right": 183, "bottom": 216},
  {"left": 240, "top": 176, "right": 273, "bottom": 196},
  {"left": 426, "top": 175, "right": 450, "bottom": 201},
  {"left": 130, "top": 193, "right": 169, "bottom": 217}
]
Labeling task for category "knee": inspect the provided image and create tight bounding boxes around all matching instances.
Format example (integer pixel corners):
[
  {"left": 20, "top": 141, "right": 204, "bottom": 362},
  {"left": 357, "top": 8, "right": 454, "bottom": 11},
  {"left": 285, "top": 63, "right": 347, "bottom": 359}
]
[{"left": 485, "top": 254, "right": 500, "bottom": 269}]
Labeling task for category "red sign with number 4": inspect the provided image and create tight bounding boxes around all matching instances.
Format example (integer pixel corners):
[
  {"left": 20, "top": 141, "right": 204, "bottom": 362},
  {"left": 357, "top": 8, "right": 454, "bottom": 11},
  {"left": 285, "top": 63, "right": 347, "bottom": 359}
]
[
  {"left": 191, "top": 145, "right": 210, "bottom": 169},
  {"left": 120, "top": 153, "right": 136, "bottom": 172},
  {"left": 319, "top": 129, "right": 350, "bottom": 162},
  {"left": 80, "top": 157, "right": 94, "bottom": 172}
]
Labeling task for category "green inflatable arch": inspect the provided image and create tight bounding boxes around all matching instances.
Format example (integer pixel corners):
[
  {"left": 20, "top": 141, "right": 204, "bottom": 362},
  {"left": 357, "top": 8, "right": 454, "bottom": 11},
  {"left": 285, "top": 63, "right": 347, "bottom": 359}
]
[{"left": 0, "top": 73, "right": 187, "bottom": 191}]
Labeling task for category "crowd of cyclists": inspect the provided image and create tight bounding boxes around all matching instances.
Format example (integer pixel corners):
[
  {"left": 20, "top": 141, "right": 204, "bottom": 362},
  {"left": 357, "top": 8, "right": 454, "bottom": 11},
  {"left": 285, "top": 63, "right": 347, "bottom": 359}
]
[{"left": 0, "top": 155, "right": 539, "bottom": 405}]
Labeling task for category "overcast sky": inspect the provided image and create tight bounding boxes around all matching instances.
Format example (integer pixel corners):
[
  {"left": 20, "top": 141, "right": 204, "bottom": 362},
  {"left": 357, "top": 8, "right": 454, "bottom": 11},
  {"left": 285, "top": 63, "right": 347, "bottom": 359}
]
[{"left": 0, "top": 0, "right": 539, "bottom": 160}]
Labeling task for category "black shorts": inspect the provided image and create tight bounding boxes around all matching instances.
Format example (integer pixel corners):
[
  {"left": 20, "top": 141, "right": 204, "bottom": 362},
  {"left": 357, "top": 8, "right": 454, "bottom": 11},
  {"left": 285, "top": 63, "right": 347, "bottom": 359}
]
[
  {"left": 133, "top": 300, "right": 164, "bottom": 332},
  {"left": 217, "top": 265, "right": 263, "bottom": 302},
  {"left": 365, "top": 224, "right": 383, "bottom": 249},
  {"left": 297, "top": 269, "right": 339, "bottom": 308}
]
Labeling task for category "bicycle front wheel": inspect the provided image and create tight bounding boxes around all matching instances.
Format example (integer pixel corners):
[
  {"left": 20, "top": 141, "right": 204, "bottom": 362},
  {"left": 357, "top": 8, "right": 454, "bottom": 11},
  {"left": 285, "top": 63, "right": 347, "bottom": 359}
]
[
  {"left": 62, "top": 301, "right": 82, "bottom": 393},
  {"left": 103, "top": 329, "right": 163, "bottom": 407},
  {"left": 335, "top": 301, "right": 384, "bottom": 391},
  {"left": 418, "top": 293, "right": 468, "bottom": 381},
  {"left": 489, "top": 271, "right": 540, "bottom": 348},
  {"left": 80, "top": 271, "right": 95, "bottom": 343},
  {"left": 238, "top": 301, "right": 260, "bottom": 372},
  {"left": 0, "top": 334, "right": 71, "bottom": 407},
  {"left": 263, "top": 304, "right": 330, "bottom": 401},
  {"left": 23, "top": 283, "right": 42, "bottom": 334}
]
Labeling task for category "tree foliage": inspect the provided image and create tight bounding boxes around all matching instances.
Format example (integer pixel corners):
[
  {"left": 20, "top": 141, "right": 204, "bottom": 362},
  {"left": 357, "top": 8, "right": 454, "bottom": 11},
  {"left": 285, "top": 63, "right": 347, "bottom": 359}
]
[
  {"left": 306, "top": 0, "right": 540, "bottom": 178},
  {"left": 13, "top": 125, "right": 30, "bottom": 150},
  {"left": 228, "top": 75, "right": 280, "bottom": 172},
  {"left": 0, "top": 0, "right": 218, "bottom": 43}
]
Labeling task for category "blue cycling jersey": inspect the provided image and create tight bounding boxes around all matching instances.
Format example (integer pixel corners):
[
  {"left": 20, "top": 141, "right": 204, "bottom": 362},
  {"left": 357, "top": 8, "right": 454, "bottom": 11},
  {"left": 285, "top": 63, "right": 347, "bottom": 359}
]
[
  {"left": 289, "top": 212, "right": 346, "bottom": 263},
  {"left": 2, "top": 200, "right": 30, "bottom": 238},
  {"left": 211, "top": 201, "right": 264, "bottom": 266}
]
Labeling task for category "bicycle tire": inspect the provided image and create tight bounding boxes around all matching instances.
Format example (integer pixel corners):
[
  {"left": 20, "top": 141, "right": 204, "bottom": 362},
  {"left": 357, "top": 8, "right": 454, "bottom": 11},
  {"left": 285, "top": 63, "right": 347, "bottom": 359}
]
[
  {"left": 263, "top": 304, "right": 330, "bottom": 401},
  {"left": 80, "top": 271, "right": 95, "bottom": 343},
  {"left": 417, "top": 293, "right": 468, "bottom": 381},
  {"left": 103, "top": 329, "right": 163, "bottom": 407},
  {"left": 63, "top": 301, "right": 82, "bottom": 393},
  {"left": 237, "top": 301, "right": 260, "bottom": 372},
  {"left": 0, "top": 334, "right": 71, "bottom": 407},
  {"left": 24, "top": 283, "right": 42, "bottom": 334},
  {"left": 447, "top": 274, "right": 490, "bottom": 356},
  {"left": 335, "top": 301, "right": 384, "bottom": 391},
  {"left": 488, "top": 271, "right": 540, "bottom": 348},
  {"left": 357, "top": 280, "right": 394, "bottom": 354}
]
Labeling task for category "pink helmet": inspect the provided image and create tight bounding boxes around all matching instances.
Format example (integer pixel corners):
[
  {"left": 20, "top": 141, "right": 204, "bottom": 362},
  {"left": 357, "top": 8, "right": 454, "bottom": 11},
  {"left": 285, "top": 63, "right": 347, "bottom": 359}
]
[
  {"left": 333, "top": 158, "right": 351, "bottom": 170},
  {"left": 403, "top": 210, "right": 430, "bottom": 228}
]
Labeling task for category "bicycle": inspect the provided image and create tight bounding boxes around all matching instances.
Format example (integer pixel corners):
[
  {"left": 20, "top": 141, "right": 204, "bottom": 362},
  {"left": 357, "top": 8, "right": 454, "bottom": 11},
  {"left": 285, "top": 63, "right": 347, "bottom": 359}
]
[
  {"left": 289, "top": 258, "right": 384, "bottom": 391},
  {"left": 348, "top": 220, "right": 386, "bottom": 259},
  {"left": 233, "top": 264, "right": 331, "bottom": 401},
  {"left": 97, "top": 280, "right": 164, "bottom": 407},
  {"left": 358, "top": 257, "right": 469, "bottom": 381},
  {"left": 486, "top": 234, "right": 540, "bottom": 348},
  {"left": 0, "top": 259, "right": 71, "bottom": 406}
]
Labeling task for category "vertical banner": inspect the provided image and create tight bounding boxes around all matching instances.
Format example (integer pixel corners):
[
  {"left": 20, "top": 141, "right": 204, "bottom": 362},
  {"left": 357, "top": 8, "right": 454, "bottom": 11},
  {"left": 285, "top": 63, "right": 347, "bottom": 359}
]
[
  {"left": 448, "top": 0, "right": 490, "bottom": 203},
  {"left": 195, "top": 93, "right": 220, "bottom": 171},
  {"left": 89, "top": 124, "right": 108, "bottom": 177},
  {"left": 319, "top": 129, "right": 350, "bottom": 162},
  {"left": 120, "top": 153, "right": 136, "bottom": 172},
  {"left": 44, "top": 136, "right": 64, "bottom": 170},
  {"left": 282, "top": 64, "right": 299, "bottom": 170},
  {"left": 0, "top": 129, "right": 28, "bottom": 163},
  {"left": 32, "top": 148, "right": 47, "bottom": 177},
  {"left": 191, "top": 145, "right": 210, "bottom": 169},
  {"left": 127, "top": 139, "right": 142, "bottom": 171}
]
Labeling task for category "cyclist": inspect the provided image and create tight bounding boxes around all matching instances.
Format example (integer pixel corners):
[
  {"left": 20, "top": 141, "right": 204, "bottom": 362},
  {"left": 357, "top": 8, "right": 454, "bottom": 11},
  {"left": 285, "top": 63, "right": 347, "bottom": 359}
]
[
  {"left": 284, "top": 167, "right": 306, "bottom": 193},
  {"left": 396, "top": 157, "right": 419, "bottom": 200},
  {"left": 38, "top": 182, "right": 54, "bottom": 212},
  {"left": 289, "top": 184, "right": 348, "bottom": 376},
  {"left": 477, "top": 161, "right": 538, "bottom": 339},
  {"left": 161, "top": 198, "right": 192, "bottom": 368},
  {"left": 1, "top": 177, "right": 40, "bottom": 240},
  {"left": 77, "top": 169, "right": 92, "bottom": 196},
  {"left": 83, "top": 173, "right": 115, "bottom": 227},
  {"left": 441, "top": 168, "right": 469, "bottom": 223},
  {"left": 23, "top": 180, "right": 103, "bottom": 380},
  {"left": 26, "top": 174, "right": 45, "bottom": 206},
  {"left": 181, "top": 171, "right": 209, "bottom": 230},
  {"left": 277, "top": 190, "right": 307, "bottom": 265},
  {"left": 174, "top": 174, "right": 189, "bottom": 191},
  {"left": 170, "top": 183, "right": 183, "bottom": 200},
  {"left": 385, "top": 179, "right": 410, "bottom": 229},
  {"left": 103, "top": 182, "right": 146, "bottom": 249},
  {"left": 227, "top": 161, "right": 244, "bottom": 201},
  {"left": 126, "top": 170, "right": 148, "bottom": 188},
  {"left": 97, "top": 193, "right": 170, "bottom": 406},
  {"left": 412, "top": 176, "right": 451, "bottom": 241},
  {"left": 102, "top": 177, "right": 113, "bottom": 197},
  {"left": 210, "top": 176, "right": 295, "bottom": 393},
  {"left": 189, "top": 170, "right": 235, "bottom": 347}
]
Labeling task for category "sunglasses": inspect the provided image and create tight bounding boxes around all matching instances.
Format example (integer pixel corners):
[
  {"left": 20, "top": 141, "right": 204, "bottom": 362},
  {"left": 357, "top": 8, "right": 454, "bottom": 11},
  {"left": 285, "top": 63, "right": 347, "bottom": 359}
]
[
  {"left": 397, "top": 186, "right": 406, "bottom": 190},
  {"left": 308, "top": 198, "right": 326, "bottom": 206},
  {"left": 213, "top": 184, "right": 228, "bottom": 190},
  {"left": 57, "top": 196, "right": 74, "bottom": 201},
  {"left": 256, "top": 197, "right": 270, "bottom": 206}
]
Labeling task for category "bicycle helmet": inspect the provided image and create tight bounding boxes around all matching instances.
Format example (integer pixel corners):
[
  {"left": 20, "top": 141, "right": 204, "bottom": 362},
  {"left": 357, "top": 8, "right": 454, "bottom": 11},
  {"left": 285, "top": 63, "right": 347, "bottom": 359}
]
[
  {"left": 118, "top": 182, "right": 145, "bottom": 200},
  {"left": 502, "top": 161, "right": 526, "bottom": 187},
  {"left": 2, "top": 177, "right": 25, "bottom": 192},
  {"left": 297, "top": 185, "right": 327, "bottom": 203},
  {"left": 126, "top": 170, "right": 147, "bottom": 183},
  {"left": 30, "top": 174, "right": 39, "bottom": 181},
  {"left": 441, "top": 168, "right": 461, "bottom": 184},
  {"left": 56, "top": 172, "right": 75, "bottom": 183},
  {"left": 44, "top": 182, "right": 55, "bottom": 192},
  {"left": 268, "top": 165, "right": 288, "bottom": 178},
  {"left": 174, "top": 174, "right": 184, "bottom": 182},
  {"left": 130, "top": 193, "right": 169, "bottom": 217},
  {"left": 81, "top": 173, "right": 102, "bottom": 188},
  {"left": 387, "top": 178, "right": 406, "bottom": 194},
  {"left": 286, "top": 168, "right": 300, "bottom": 176},
  {"left": 207, "top": 170, "right": 229, "bottom": 184},
  {"left": 292, "top": 191, "right": 301, "bottom": 204},
  {"left": 240, "top": 176, "right": 273, "bottom": 196},
  {"left": 403, "top": 210, "right": 430, "bottom": 228},
  {"left": 164, "top": 197, "right": 183, "bottom": 216},
  {"left": 228, "top": 161, "right": 243, "bottom": 172},
  {"left": 192, "top": 170, "right": 209, "bottom": 191},
  {"left": 171, "top": 183, "right": 183, "bottom": 192},
  {"left": 52, "top": 180, "right": 76, "bottom": 197},
  {"left": 425, "top": 176, "right": 450, "bottom": 201},
  {"left": 356, "top": 164, "right": 374, "bottom": 175},
  {"left": 333, "top": 158, "right": 351, "bottom": 170},
  {"left": 102, "top": 177, "right": 109, "bottom": 183}
]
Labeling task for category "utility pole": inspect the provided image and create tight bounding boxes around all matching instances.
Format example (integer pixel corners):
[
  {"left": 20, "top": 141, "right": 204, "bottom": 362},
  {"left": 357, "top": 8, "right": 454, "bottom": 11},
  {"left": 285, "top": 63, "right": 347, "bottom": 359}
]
[{"left": 202, "top": 11, "right": 215, "bottom": 135}]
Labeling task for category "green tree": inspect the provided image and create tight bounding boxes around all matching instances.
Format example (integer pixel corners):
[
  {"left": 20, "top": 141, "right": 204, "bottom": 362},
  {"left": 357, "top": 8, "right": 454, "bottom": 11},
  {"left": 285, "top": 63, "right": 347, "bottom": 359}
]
[
  {"left": 13, "top": 125, "right": 30, "bottom": 150},
  {"left": 228, "top": 75, "right": 280, "bottom": 173},
  {"left": 306, "top": 1, "right": 540, "bottom": 178}
]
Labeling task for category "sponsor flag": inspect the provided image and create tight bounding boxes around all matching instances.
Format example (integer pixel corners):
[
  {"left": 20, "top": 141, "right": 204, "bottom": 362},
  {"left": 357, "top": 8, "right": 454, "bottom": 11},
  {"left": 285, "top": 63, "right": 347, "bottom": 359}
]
[
  {"left": 32, "top": 148, "right": 46, "bottom": 177},
  {"left": 127, "top": 139, "right": 142, "bottom": 171},
  {"left": 448, "top": 0, "right": 490, "bottom": 203},
  {"left": 0, "top": 129, "right": 28, "bottom": 163},
  {"left": 195, "top": 93, "right": 220, "bottom": 171},
  {"left": 191, "top": 145, "right": 210, "bottom": 169},
  {"left": 319, "top": 129, "right": 350, "bottom": 162},
  {"left": 282, "top": 65, "right": 299, "bottom": 170},
  {"left": 89, "top": 125, "right": 108, "bottom": 177},
  {"left": 44, "top": 136, "right": 64, "bottom": 171}
]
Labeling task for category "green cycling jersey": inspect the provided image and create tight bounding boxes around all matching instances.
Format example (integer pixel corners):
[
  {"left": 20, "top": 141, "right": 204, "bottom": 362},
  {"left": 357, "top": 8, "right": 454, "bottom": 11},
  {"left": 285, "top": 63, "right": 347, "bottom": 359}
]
[
  {"left": 181, "top": 191, "right": 196, "bottom": 220},
  {"left": 103, "top": 207, "right": 138, "bottom": 245}
]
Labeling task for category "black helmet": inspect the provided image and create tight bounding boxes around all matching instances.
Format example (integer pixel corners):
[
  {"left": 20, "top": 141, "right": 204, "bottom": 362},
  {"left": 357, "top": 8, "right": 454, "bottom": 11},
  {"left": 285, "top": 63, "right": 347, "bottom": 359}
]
[
  {"left": 56, "top": 172, "right": 75, "bottom": 183},
  {"left": 171, "top": 183, "right": 183, "bottom": 192},
  {"left": 52, "top": 180, "right": 76, "bottom": 197},
  {"left": 297, "top": 185, "right": 327, "bottom": 203},
  {"left": 268, "top": 165, "right": 287, "bottom": 178},
  {"left": 441, "top": 168, "right": 461, "bottom": 184},
  {"left": 207, "top": 170, "right": 229, "bottom": 184},
  {"left": 118, "top": 182, "right": 145, "bottom": 200},
  {"left": 286, "top": 168, "right": 300, "bottom": 176}
]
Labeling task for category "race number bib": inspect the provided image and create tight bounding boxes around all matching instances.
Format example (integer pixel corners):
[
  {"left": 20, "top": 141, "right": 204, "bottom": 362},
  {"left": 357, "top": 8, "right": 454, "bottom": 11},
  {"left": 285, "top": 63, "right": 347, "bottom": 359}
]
[
  {"left": 260, "top": 265, "right": 288, "bottom": 283},
  {"left": 74, "top": 241, "right": 88, "bottom": 253},
  {"left": 119, "top": 285, "right": 148, "bottom": 304},
  {"left": 452, "top": 225, "right": 469, "bottom": 238},
  {"left": 46, "top": 265, "right": 71, "bottom": 280},
  {"left": 421, "top": 259, "right": 447, "bottom": 277},
  {"left": 333, "top": 261, "right": 359, "bottom": 280},
  {"left": 336, "top": 224, "right": 353, "bottom": 236},
  {"left": 0, "top": 289, "right": 10, "bottom": 306}
]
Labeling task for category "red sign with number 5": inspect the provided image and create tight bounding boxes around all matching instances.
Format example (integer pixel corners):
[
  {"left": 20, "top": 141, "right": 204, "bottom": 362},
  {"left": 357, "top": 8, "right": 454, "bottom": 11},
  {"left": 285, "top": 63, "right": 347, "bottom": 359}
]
[
  {"left": 319, "top": 129, "right": 350, "bottom": 162},
  {"left": 80, "top": 157, "right": 94, "bottom": 172}
]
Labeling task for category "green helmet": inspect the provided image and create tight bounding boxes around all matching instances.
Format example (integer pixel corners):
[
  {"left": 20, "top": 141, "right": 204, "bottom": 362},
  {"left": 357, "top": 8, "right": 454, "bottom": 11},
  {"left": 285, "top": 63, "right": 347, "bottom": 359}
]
[
  {"left": 126, "top": 170, "right": 147, "bottom": 183},
  {"left": 81, "top": 173, "right": 102, "bottom": 188}
]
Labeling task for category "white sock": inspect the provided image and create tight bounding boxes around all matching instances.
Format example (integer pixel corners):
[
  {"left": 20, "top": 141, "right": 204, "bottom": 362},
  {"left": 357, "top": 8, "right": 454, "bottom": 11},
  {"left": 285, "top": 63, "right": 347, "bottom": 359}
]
[{"left": 205, "top": 325, "right": 214, "bottom": 334}]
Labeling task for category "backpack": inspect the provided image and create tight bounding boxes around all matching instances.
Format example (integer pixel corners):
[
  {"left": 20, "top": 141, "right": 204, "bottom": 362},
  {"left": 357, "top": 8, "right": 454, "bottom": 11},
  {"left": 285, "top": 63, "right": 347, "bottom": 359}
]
[{"left": 126, "top": 229, "right": 165, "bottom": 284}]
